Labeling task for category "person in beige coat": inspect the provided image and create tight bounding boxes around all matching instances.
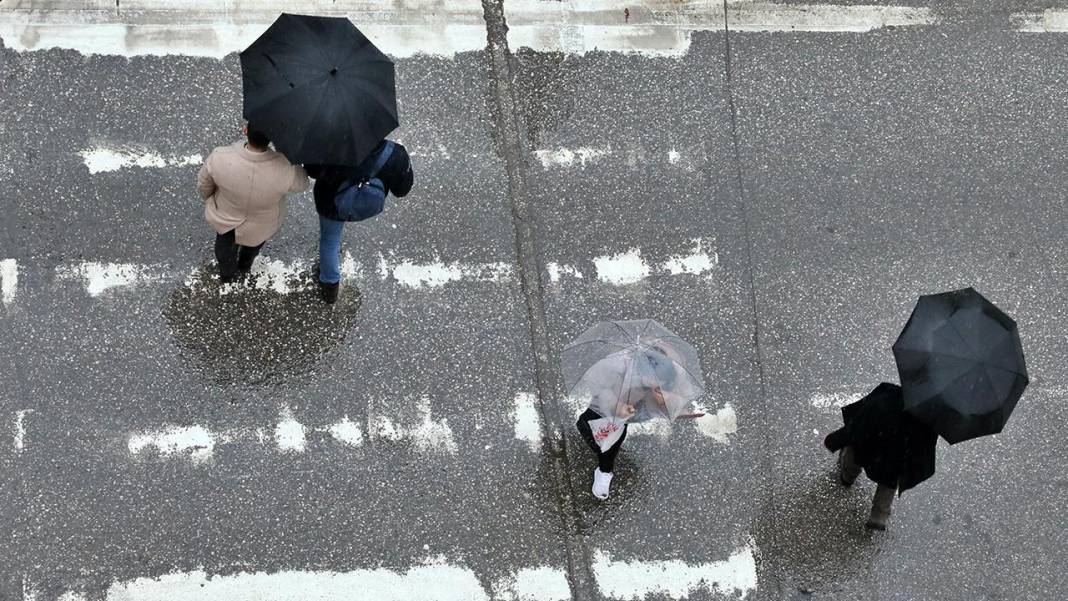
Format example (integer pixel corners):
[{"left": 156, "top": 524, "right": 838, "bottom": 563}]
[{"left": 197, "top": 124, "right": 309, "bottom": 282}]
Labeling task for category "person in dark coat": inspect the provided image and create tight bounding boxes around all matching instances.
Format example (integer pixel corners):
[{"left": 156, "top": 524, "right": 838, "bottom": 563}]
[
  {"left": 824, "top": 382, "right": 937, "bottom": 530},
  {"left": 305, "top": 139, "right": 413, "bottom": 303}
]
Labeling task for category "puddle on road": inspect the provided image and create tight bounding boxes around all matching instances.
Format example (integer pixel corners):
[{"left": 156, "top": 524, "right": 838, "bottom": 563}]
[
  {"left": 162, "top": 265, "right": 362, "bottom": 387},
  {"left": 753, "top": 473, "right": 879, "bottom": 596}
]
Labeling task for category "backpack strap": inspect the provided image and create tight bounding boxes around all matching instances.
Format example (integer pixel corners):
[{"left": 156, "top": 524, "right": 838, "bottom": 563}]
[
  {"left": 336, "top": 142, "right": 397, "bottom": 194},
  {"left": 367, "top": 141, "right": 395, "bottom": 181}
]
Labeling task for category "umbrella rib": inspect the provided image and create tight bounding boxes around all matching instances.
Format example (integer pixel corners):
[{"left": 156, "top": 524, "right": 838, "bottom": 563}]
[
  {"left": 609, "top": 320, "right": 634, "bottom": 341},
  {"left": 562, "top": 339, "right": 632, "bottom": 352}
]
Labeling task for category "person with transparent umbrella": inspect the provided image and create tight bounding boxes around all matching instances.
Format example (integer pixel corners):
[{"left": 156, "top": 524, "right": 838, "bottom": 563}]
[{"left": 563, "top": 320, "right": 705, "bottom": 500}]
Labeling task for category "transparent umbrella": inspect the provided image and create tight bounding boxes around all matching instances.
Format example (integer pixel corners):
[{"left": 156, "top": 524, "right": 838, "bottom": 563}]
[{"left": 562, "top": 320, "right": 705, "bottom": 448}]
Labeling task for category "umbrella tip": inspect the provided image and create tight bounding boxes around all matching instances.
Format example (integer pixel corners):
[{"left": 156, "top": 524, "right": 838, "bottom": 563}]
[{"left": 330, "top": 67, "right": 338, "bottom": 76}]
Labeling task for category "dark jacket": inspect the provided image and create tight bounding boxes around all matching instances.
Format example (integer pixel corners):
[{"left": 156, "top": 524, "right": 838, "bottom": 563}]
[
  {"left": 305, "top": 140, "right": 414, "bottom": 220},
  {"left": 825, "top": 382, "right": 937, "bottom": 494}
]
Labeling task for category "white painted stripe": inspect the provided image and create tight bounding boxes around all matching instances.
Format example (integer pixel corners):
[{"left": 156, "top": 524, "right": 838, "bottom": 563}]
[
  {"left": 594, "top": 249, "right": 651, "bottom": 285},
  {"left": 546, "top": 262, "right": 583, "bottom": 283},
  {"left": 328, "top": 416, "right": 364, "bottom": 448},
  {"left": 371, "top": 395, "right": 459, "bottom": 454},
  {"left": 592, "top": 540, "right": 758, "bottom": 599},
  {"left": 0, "top": 259, "right": 17, "bottom": 305},
  {"left": 0, "top": 1, "right": 489, "bottom": 58},
  {"left": 1015, "top": 10, "right": 1068, "bottom": 32},
  {"left": 56, "top": 262, "right": 171, "bottom": 296},
  {"left": 590, "top": 241, "right": 719, "bottom": 285},
  {"left": 662, "top": 238, "right": 719, "bottom": 276},
  {"left": 512, "top": 393, "right": 542, "bottom": 451},
  {"left": 275, "top": 406, "right": 307, "bottom": 453},
  {"left": 129, "top": 425, "right": 216, "bottom": 463},
  {"left": 810, "top": 391, "right": 860, "bottom": 409},
  {"left": 13, "top": 409, "right": 33, "bottom": 452},
  {"left": 691, "top": 402, "right": 738, "bottom": 443},
  {"left": 2, "top": 2, "right": 938, "bottom": 61},
  {"left": 532, "top": 147, "right": 611, "bottom": 169},
  {"left": 506, "top": 1, "right": 936, "bottom": 56},
  {"left": 79, "top": 147, "right": 202, "bottom": 174},
  {"left": 493, "top": 567, "right": 572, "bottom": 601},
  {"left": 46, "top": 239, "right": 713, "bottom": 297},
  {"left": 728, "top": 4, "right": 937, "bottom": 33},
  {"left": 381, "top": 255, "right": 514, "bottom": 289},
  {"left": 40, "top": 560, "right": 573, "bottom": 601}
]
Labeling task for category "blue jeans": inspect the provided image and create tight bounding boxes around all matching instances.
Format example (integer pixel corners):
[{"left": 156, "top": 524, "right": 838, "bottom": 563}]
[{"left": 318, "top": 216, "right": 345, "bottom": 284}]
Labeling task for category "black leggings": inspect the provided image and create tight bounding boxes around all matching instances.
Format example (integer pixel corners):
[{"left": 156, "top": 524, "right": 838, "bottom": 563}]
[{"left": 576, "top": 408, "right": 628, "bottom": 473}]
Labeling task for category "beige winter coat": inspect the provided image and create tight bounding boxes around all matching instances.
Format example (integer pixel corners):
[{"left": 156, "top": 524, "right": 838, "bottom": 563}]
[{"left": 197, "top": 141, "right": 309, "bottom": 247}]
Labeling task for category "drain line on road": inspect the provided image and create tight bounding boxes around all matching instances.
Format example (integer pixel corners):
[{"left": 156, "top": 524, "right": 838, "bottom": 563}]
[{"left": 479, "top": 1, "right": 598, "bottom": 600}]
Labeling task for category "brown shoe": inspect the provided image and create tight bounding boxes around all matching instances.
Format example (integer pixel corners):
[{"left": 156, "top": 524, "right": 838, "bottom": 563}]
[
  {"left": 866, "top": 508, "right": 890, "bottom": 531},
  {"left": 319, "top": 281, "right": 339, "bottom": 304}
]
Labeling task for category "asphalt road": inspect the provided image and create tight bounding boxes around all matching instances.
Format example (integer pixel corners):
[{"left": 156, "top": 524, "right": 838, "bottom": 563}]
[{"left": 1, "top": 2, "right": 1067, "bottom": 600}]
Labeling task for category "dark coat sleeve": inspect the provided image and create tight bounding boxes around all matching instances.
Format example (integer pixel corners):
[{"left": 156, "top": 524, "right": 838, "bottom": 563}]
[{"left": 382, "top": 143, "right": 413, "bottom": 198}]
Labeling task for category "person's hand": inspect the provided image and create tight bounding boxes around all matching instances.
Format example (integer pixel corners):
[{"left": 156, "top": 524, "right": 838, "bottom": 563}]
[
  {"left": 616, "top": 404, "right": 636, "bottom": 419},
  {"left": 651, "top": 387, "right": 667, "bottom": 410}
]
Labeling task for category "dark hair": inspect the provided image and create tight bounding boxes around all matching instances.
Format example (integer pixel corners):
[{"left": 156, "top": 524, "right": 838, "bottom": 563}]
[{"left": 246, "top": 123, "right": 271, "bottom": 149}]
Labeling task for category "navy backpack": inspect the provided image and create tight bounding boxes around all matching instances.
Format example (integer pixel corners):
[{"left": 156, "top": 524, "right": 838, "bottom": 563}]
[{"left": 333, "top": 141, "right": 395, "bottom": 222}]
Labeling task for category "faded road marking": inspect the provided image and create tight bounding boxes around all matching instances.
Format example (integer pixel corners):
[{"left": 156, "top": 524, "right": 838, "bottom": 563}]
[
  {"left": 512, "top": 393, "right": 542, "bottom": 451},
  {"left": 532, "top": 146, "right": 611, "bottom": 169},
  {"left": 129, "top": 425, "right": 216, "bottom": 463},
  {"left": 594, "top": 249, "right": 652, "bottom": 285},
  {"left": 370, "top": 395, "right": 458, "bottom": 455},
  {"left": 379, "top": 254, "right": 514, "bottom": 289},
  {"left": 79, "top": 147, "right": 202, "bottom": 174},
  {"left": 56, "top": 262, "right": 171, "bottom": 296},
  {"left": 591, "top": 240, "right": 719, "bottom": 285},
  {"left": 13, "top": 409, "right": 33, "bottom": 452},
  {"left": 275, "top": 406, "right": 307, "bottom": 453},
  {"left": 592, "top": 540, "right": 758, "bottom": 599},
  {"left": 811, "top": 391, "right": 860, "bottom": 409},
  {"left": 39, "top": 558, "right": 570, "bottom": 601},
  {"left": 0, "top": 259, "right": 17, "bottom": 304},
  {"left": 0, "top": 1, "right": 490, "bottom": 58},
  {"left": 507, "top": 1, "right": 937, "bottom": 56},
  {"left": 1015, "top": 10, "right": 1068, "bottom": 31},
  {"left": 4, "top": 2, "right": 939, "bottom": 60},
  {"left": 692, "top": 402, "right": 738, "bottom": 443}
]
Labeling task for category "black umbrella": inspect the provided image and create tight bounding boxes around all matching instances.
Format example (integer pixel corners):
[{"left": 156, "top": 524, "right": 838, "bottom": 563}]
[
  {"left": 893, "top": 288, "right": 1029, "bottom": 444},
  {"left": 240, "top": 13, "right": 398, "bottom": 166}
]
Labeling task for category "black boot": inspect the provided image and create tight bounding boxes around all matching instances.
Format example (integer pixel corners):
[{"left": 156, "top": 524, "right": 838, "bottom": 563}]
[{"left": 319, "top": 281, "right": 339, "bottom": 304}]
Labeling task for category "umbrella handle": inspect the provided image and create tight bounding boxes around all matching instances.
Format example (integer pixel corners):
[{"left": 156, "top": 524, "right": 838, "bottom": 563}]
[{"left": 676, "top": 413, "right": 705, "bottom": 419}]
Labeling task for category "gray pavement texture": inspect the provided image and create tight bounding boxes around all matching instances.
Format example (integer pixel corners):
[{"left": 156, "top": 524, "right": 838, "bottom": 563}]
[{"left": 1, "top": 2, "right": 1067, "bottom": 601}]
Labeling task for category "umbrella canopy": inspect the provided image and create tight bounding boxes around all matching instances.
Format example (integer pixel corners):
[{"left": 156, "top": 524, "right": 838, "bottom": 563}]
[
  {"left": 562, "top": 320, "right": 704, "bottom": 424},
  {"left": 240, "top": 14, "right": 398, "bottom": 166},
  {"left": 893, "top": 288, "right": 1029, "bottom": 444}
]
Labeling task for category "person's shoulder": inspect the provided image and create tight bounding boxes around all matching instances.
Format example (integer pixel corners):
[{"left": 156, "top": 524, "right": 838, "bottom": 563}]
[
  {"left": 386, "top": 140, "right": 409, "bottom": 157},
  {"left": 264, "top": 148, "right": 300, "bottom": 168}
]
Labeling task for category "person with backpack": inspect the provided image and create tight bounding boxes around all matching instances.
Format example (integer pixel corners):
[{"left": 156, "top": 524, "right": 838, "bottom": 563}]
[{"left": 305, "top": 139, "right": 414, "bottom": 303}]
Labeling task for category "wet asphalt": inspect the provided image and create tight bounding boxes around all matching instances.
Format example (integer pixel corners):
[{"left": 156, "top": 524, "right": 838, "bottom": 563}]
[{"left": 2, "top": 3, "right": 1068, "bottom": 601}]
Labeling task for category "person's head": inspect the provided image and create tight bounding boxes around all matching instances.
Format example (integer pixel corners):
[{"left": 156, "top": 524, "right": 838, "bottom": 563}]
[
  {"left": 642, "top": 346, "right": 677, "bottom": 390},
  {"left": 244, "top": 122, "right": 271, "bottom": 150}
]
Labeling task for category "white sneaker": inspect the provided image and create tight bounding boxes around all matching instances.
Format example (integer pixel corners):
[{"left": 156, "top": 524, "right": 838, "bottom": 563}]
[{"left": 592, "top": 468, "right": 613, "bottom": 500}]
